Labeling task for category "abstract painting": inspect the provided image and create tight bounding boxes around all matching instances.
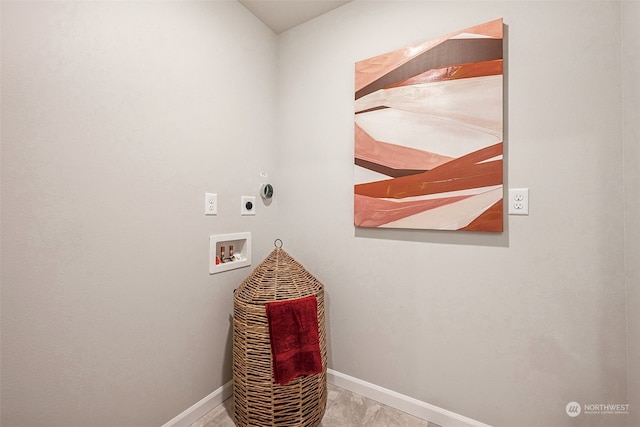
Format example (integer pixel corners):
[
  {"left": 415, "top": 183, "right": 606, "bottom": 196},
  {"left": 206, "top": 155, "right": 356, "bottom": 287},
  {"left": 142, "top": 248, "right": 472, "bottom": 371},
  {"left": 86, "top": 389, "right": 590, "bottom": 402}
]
[{"left": 354, "top": 18, "right": 504, "bottom": 232}]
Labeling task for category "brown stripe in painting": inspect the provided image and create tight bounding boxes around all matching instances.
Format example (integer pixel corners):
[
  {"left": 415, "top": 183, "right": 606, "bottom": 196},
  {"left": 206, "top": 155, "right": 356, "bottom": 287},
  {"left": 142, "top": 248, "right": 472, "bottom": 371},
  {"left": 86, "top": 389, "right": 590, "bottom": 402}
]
[
  {"left": 355, "top": 105, "right": 389, "bottom": 114},
  {"left": 356, "top": 38, "right": 503, "bottom": 100},
  {"left": 386, "top": 60, "right": 503, "bottom": 89},
  {"left": 355, "top": 158, "right": 427, "bottom": 178}
]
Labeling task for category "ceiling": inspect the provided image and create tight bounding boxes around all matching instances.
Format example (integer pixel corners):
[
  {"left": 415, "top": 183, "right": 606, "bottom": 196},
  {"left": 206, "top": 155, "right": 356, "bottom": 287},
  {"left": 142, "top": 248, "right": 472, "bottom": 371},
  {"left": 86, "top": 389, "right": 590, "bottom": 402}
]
[{"left": 237, "top": 0, "right": 352, "bottom": 34}]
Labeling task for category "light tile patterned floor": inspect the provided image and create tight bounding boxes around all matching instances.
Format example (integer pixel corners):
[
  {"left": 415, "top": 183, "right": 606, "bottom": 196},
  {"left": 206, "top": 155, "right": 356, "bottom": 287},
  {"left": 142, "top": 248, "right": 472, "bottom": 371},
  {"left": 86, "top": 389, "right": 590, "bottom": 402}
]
[{"left": 191, "top": 384, "right": 442, "bottom": 427}]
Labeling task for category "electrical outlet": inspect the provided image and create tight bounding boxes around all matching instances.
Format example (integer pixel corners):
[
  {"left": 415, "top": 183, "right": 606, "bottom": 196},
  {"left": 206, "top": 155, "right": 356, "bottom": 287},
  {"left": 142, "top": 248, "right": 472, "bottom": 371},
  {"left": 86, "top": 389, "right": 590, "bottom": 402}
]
[
  {"left": 508, "top": 188, "right": 529, "bottom": 215},
  {"left": 205, "top": 193, "right": 217, "bottom": 215},
  {"left": 241, "top": 196, "right": 256, "bottom": 216}
]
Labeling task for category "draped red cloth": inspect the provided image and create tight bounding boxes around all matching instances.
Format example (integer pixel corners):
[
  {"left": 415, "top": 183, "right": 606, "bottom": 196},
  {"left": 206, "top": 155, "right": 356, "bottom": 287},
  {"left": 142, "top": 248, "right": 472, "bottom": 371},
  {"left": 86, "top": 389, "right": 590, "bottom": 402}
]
[{"left": 265, "top": 296, "right": 322, "bottom": 385}]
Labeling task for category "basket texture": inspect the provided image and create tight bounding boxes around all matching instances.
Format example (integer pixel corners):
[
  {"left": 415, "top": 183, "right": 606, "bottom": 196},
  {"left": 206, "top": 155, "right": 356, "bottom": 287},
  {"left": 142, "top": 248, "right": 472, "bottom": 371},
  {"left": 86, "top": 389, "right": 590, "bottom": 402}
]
[{"left": 233, "top": 247, "right": 327, "bottom": 427}]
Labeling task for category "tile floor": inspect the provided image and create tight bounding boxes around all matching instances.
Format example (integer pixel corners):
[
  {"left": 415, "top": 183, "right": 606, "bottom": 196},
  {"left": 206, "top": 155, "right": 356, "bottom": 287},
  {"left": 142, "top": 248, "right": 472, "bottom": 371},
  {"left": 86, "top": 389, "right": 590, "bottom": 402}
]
[{"left": 190, "top": 384, "right": 442, "bottom": 427}]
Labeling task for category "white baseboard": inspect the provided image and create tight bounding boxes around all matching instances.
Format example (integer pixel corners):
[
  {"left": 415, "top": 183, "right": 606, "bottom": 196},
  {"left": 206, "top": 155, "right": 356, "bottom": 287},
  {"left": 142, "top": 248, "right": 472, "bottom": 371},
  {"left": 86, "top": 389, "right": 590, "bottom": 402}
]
[
  {"left": 327, "top": 369, "right": 492, "bottom": 427},
  {"left": 162, "top": 371, "right": 491, "bottom": 427},
  {"left": 161, "top": 380, "right": 233, "bottom": 427}
]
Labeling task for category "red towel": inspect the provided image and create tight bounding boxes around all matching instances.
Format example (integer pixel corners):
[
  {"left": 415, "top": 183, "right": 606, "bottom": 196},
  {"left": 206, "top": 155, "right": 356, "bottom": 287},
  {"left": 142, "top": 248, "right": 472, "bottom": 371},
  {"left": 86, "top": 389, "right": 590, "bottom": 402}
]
[{"left": 265, "top": 295, "right": 323, "bottom": 385}]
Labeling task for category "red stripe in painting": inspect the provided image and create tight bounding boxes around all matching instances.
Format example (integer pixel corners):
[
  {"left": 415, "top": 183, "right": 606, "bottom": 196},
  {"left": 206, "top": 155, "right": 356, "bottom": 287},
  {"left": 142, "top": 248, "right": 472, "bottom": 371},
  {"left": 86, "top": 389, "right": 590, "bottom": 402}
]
[
  {"left": 355, "top": 124, "right": 454, "bottom": 171},
  {"left": 434, "top": 142, "right": 502, "bottom": 169},
  {"left": 355, "top": 162, "right": 502, "bottom": 199},
  {"left": 354, "top": 194, "right": 472, "bottom": 227},
  {"left": 459, "top": 199, "right": 504, "bottom": 232},
  {"left": 354, "top": 143, "right": 503, "bottom": 199}
]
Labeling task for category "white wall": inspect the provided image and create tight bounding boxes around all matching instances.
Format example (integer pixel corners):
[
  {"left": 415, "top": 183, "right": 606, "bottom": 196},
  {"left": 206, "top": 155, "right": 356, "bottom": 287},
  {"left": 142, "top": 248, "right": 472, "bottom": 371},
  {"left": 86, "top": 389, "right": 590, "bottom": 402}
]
[
  {"left": 277, "top": 2, "right": 628, "bottom": 426},
  {"left": 623, "top": 2, "right": 640, "bottom": 427},
  {"left": 0, "top": 2, "right": 277, "bottom": 425}
]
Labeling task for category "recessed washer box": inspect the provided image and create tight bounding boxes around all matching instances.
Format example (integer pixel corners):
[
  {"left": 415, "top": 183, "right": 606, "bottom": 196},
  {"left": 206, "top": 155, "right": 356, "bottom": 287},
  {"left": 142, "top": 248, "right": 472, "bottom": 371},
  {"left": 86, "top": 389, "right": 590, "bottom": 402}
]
[{"left": 209, "top": 232, "right": 251, "bottom": 274}]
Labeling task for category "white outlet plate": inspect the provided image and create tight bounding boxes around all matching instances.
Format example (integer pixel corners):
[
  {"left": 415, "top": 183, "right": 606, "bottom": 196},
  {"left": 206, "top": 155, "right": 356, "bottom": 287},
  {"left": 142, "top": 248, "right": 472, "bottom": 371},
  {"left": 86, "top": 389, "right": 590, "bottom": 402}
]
[
  {"left": 508, "top": 188, "right": 529, "bottom": 215},
  {"left": 241, "top": 196, "right": 256, "bottom": 216},
  {"left": 205, "top": 193, "right": 217, "bottom": 215}
]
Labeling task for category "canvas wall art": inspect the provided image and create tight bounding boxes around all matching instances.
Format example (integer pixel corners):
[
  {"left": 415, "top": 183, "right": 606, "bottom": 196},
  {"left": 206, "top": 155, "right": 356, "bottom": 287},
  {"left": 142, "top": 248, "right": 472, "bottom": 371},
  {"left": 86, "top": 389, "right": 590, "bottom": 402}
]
[{"left": 354, "top": 18, "right": 504, "bottom": 232}]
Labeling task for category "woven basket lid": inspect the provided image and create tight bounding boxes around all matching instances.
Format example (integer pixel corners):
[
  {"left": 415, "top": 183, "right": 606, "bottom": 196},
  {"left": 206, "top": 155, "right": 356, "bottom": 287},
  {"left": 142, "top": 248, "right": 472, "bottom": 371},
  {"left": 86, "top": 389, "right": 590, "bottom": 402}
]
[{"left": 234, "top": 245, "right": 323, "bottom": 305}]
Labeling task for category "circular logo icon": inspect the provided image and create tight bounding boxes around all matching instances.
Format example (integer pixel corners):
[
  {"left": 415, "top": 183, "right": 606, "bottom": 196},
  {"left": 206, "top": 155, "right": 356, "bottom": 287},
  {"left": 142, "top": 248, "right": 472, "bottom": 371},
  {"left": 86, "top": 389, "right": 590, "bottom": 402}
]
[{"left": 566, "top": 401, "right": 581, "bottom": 417}]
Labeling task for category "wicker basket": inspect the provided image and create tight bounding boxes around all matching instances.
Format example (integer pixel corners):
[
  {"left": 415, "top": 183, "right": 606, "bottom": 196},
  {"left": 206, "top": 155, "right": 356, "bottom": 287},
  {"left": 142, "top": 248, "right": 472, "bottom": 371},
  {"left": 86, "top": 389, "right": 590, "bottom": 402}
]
[{"left": 232, "top": 245, "right": 327, "bottom": 427}]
